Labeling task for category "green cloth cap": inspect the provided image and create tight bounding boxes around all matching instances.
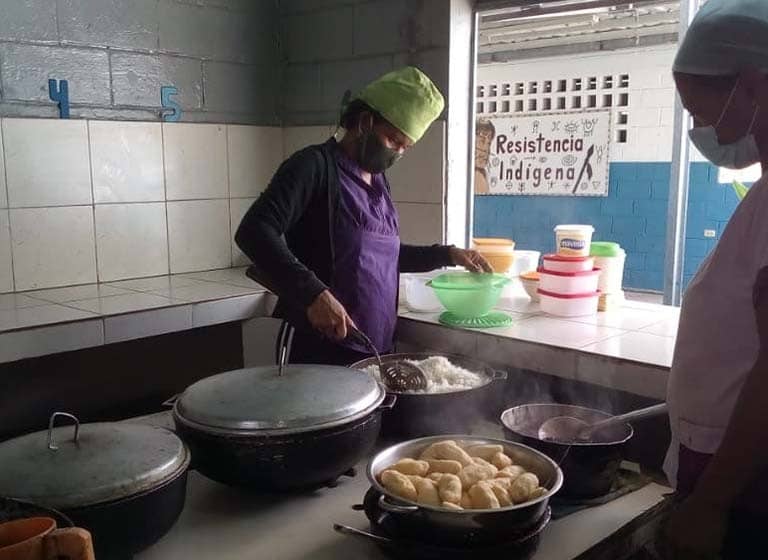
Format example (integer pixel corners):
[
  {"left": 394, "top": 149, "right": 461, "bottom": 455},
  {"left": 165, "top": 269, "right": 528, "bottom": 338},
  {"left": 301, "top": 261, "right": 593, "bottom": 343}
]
[{"left": 354, "top": 66, "right": 445, "bottom": 142}]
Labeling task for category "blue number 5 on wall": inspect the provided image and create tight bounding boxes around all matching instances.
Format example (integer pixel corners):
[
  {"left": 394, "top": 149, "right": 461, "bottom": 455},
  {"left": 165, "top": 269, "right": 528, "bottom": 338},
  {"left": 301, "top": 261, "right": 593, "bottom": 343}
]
[
  {"left": 48, "top": 79, "right": 70, "bottom": 119},
  {"left": 161, "top": 86, "right": 182, "bottom": 122}
]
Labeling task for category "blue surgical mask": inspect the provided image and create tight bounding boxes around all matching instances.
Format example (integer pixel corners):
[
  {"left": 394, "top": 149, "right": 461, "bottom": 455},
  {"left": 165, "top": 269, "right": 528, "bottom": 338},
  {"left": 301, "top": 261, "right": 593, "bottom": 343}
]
[{"left": 688, "top": 80, "right": 761, "bottom": 170}]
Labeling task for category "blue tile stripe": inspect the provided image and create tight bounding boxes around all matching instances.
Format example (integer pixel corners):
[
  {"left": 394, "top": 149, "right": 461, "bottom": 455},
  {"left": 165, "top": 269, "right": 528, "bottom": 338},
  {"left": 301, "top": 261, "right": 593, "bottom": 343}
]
[{"left": 473, "top": 161, "right": 734, "bottom": 291}]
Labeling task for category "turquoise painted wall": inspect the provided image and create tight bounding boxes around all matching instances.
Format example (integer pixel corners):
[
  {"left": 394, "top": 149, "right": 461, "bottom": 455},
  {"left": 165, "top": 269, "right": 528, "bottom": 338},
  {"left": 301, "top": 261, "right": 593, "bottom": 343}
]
[{"left": 473, "top": 162, "right": 740, "bottom": 291}]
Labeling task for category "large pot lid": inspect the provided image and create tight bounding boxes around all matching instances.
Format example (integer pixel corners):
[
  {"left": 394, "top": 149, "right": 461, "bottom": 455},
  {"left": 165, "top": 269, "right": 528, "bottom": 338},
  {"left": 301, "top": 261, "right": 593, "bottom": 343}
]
[
  {"left": 174, "top": 365, "right": 384, "bottom": 434},
  {"left": 0, "top": 413, "right": 189, "bottom": 510}
]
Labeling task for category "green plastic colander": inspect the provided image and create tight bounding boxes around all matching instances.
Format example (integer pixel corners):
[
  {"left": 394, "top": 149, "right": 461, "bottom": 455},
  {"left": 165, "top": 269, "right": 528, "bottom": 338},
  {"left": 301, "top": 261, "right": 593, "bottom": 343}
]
[{"left": 427, "top": 272, "right": 510, "bottom": 319}]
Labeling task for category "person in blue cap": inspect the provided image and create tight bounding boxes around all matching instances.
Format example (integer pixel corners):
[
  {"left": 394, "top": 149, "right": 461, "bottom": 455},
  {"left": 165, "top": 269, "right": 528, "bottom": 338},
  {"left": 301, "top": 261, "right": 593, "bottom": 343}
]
[
  {"left": 236, "top": 67, "right": 491, "bottom": 365},
  {"left": 662, "top": 0, "right": 768, "bottom": 557}
]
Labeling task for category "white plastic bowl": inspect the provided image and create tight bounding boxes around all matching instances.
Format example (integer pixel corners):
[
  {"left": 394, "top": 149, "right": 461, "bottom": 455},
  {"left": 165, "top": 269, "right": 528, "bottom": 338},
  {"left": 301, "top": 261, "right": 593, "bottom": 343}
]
[
  {"left": 520, "top": 277, "right": 540, "bottom": 301},
  {"left": 538, "top": 268, "right": 600, "bottom": 295},
  {"left": 403, "top": 274, "right": 444, "bottom": 313},
  {"left": 541, "top": 254, "right": 594, "bottom": 273},
  {"left": 538, "top": 289, "right": 599, "bottom": 317},
  {"left": 509, "top": 250, "right": 541, "bottom": 277}
]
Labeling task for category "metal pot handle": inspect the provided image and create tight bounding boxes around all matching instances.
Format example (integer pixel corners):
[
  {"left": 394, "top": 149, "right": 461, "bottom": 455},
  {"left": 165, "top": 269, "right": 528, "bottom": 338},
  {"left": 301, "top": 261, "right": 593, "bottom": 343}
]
[
  {"left": 378, "top": 394, "right": 397, "bottom": 410},
  {"left": 47, "top": 412, "right": 80, "bottom": 451},
  {"left": 378, "top": 494, "right": 419, "bottom": 514},
  {"left": 491, "top": 369, "right": 508, "bottom": 381},
  {"left": 277, "top": 322, "right": 295, "bottom": 376}
]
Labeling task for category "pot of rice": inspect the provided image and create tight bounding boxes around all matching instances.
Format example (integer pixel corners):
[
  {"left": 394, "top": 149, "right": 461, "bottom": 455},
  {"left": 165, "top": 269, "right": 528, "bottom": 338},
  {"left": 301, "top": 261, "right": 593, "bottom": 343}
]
[{"left": 350, "top": 353, "right": 507, "bottom": 440}]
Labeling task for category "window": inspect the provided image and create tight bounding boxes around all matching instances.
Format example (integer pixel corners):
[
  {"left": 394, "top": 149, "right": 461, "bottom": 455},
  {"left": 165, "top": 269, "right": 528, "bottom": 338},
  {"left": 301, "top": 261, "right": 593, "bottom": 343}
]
[
  {"left": 619, "top": 74, "right": 630, "bottom": 88},
  {"left": 502, "top": 100, "right": 510, "bottom": 112},
  {"left": 572, "top": 96, "right": 582, "bottom": 109},
  {"left": 588, "top": 76, "right": 597, "bottom": 90},
  {"left": 515, "top": 100, "right": 524, "bottom": 112},
  {"left": 604, "top": 75, "right": 614, "bottom": 89},
  {"left": 618, "top": 111, "right": 629, "bottom": 125},
  {"left": 477, "top": 86, "right": 484, "bottom": 98},
  {"left": 489, "top": 84, "right": 498, "bottom": 97},
  {"left": 543, "top": 98, "right": 552, "bottom": 111},
  {"left": 528, "top": 99, "right": 538, "bottom": 111},
  {"left": 477, "top": 102, "right": 484, "bottom": 113},
  {"left": 502, "top": 83, "right": 511, "bottom": 96},
  {"left": 558, "top": 79, "right": 567, "bottom": 92},
  {"left": 543, "top": 81, "right": 553, "bottom": 93},
  {"left": 489, "top": 101, "right": 497, "bottom": 112},
  {"left": 618, "top": 93, "right": 629, "bottom": 107},
  {"left": 515, "top": 82, "right": 525, "bottom": 95},
  {"left": 617, "top": 129, "right": 628, "bottom": 143},
  {"left": 572, "top": 78, "right": 582, "bottom": 91},
  {"left": 603, "top": 94, "right": 613, "bottom": 107},
  {"left": 587, "top": 95, "right": 597, "bottom": 108}
]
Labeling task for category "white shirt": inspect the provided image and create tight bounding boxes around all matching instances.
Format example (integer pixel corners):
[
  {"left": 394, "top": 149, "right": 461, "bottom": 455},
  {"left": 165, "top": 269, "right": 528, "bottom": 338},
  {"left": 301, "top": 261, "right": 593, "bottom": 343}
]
[{"left": 665, "top": 174, "right": 768, "bottom": 486}]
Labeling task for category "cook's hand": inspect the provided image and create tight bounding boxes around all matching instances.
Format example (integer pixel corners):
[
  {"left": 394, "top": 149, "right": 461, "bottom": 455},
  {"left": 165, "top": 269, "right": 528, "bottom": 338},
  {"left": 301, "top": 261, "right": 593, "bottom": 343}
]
[
  {"left": 307, "top": 290, "right": 354, "bottom": 340},
  {"left": 658, "top": 495, "right": 727, "bottom": 560},
  {"left": 449, "top": 247, "right": 494, "bottom": 273}
]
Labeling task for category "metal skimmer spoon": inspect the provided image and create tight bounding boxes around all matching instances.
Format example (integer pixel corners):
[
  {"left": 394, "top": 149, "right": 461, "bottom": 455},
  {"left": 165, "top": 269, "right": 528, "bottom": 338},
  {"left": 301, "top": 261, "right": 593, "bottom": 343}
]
[
  {"left": 347, "top": 326, "right": 427, "bottom": 392},
  {"left": 537, "top": 403, "right": 668, "bottom": 443}
]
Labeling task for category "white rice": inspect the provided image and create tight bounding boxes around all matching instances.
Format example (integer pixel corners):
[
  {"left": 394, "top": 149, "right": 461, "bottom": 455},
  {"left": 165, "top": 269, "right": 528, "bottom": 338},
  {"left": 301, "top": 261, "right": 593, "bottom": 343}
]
[{"left": 362, "top": 356, "right": 485, "bottom": 394}]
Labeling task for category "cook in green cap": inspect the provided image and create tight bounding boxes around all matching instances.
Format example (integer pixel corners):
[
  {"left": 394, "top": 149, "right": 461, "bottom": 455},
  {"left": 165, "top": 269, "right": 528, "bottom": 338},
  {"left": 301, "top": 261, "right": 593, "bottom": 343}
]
[{"left": 236, "top": 67, "right": 491, "bottom": 365}]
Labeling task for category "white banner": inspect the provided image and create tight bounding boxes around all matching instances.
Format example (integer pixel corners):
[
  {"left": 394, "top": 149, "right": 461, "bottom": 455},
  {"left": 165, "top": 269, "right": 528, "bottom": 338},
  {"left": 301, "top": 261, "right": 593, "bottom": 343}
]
[{"left": 474, "top": 111, "right": 612, "bottom": 197}]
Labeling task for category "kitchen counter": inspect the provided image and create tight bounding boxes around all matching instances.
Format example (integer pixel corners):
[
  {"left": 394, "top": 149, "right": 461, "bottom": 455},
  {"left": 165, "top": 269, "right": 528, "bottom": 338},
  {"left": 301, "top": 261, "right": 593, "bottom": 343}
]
[
  {"left": 1, "top": 269, "right": 678, "bottom": 401},
  {"left": 397, "top": 292, "right": 677, "bottom": 400},
  {"left": 0, "top": 268, "right": 272, "bottom": 363},
  {"left": 131, "top": 413, "right": 670, "bottom": 560}
]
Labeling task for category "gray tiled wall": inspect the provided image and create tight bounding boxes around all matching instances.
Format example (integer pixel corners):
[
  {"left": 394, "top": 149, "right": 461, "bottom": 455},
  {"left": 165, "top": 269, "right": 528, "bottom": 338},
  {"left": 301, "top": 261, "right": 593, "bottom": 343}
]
[{"left": 0, "top": 0, "right": 280, "bottom": 125}]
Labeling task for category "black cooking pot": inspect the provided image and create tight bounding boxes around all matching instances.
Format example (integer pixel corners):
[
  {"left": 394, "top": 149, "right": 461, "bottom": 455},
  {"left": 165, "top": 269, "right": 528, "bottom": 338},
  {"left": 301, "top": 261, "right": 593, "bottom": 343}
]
[
  {"left": 0, "top": 412, "right": 190, "bottom": 560},
  {"left": 350, "top": 353, "right": 507, "bottom": 440},
  {"left": 501, "top": 404, "right": 633, "bottom": 499},
  {"left": 173, "top": 362, "right": 394, "bottom": 490}
]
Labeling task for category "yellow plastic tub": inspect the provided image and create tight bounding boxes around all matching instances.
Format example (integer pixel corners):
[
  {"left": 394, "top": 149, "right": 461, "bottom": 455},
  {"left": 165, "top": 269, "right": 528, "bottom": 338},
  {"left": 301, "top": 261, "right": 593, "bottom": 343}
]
[{"left": 472, "top": 238, "right": 516, "bottom": 273}]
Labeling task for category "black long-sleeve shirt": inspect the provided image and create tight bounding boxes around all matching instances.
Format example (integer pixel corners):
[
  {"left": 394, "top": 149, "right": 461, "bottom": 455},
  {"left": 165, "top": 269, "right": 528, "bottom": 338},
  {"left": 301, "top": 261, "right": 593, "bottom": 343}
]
[{"left": 235, "top": 138, "right": 453, "bottom": 331}]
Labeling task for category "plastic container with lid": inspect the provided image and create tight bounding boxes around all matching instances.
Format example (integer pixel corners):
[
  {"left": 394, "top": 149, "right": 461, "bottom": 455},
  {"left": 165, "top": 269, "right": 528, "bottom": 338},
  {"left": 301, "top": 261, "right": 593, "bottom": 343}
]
[
  {"left": 590, "top": 241, "right": 626, "bottom": 295},
  {"left": 554, "top": 225, "right": 594, "bottom": 257},
  {"left": 473, "top": 238, "right": 516, "bottom": 273},
  {"left": 538, "top": 289, "right": 599, "bottom": 317},
  {"left": 538, "top": 267, "right": 601, "bottom": 295},
  {"left": 541, "top": 254, "right": 594, "bottom": 273}
]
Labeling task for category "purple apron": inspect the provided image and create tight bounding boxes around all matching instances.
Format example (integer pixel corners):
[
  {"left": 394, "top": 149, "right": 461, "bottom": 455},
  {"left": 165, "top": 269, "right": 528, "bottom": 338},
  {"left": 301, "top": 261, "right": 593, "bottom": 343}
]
[{"left": 332, "top": 148, "right": 400, "bottom": 354}]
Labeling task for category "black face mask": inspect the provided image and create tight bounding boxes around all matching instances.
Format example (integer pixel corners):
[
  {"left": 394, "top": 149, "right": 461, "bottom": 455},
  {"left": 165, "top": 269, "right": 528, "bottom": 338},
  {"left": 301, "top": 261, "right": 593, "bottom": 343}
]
[{"left": 357, "top": 127, "right": 402, "bottom": 173}]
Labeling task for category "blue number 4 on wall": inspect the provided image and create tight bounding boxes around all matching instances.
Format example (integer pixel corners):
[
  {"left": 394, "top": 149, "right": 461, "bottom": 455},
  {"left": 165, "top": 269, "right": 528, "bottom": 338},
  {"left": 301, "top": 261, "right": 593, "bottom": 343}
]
[{"left": 161, "top": 86, "right": 182, "bottom": 122}]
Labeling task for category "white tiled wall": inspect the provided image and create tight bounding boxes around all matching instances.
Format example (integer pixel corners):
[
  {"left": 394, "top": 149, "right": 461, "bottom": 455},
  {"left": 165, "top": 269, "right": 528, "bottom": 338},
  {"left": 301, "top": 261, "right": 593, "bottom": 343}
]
[
  {"left": 89, "top": 121, "right": 164, "bottom": 203},
  {"left": 228, "top": 126, "right": 283, "bottom": 198},
  {"left": 167, "top": 199, "right": 231, "bottom": 274},
  {"left": 0, "top": 212, "right": 11, "bottom": 293},
  {"left": 0, "top": 118, "right": 449, "bottom": 294},
  {"left": 163, "top": 123, "right": 228, "bottom": 200},
  {"left": 3, "top": 119, "right": 92, "bottom": 207},
  {"left": 10, "top": 206, "right": 97, "bottom": 290},
  {"left": 0, "top": 118, "right": 286, "bottom": 294},
  {"left": 94, "top": 203, "right": 169, "bottom": 282}
]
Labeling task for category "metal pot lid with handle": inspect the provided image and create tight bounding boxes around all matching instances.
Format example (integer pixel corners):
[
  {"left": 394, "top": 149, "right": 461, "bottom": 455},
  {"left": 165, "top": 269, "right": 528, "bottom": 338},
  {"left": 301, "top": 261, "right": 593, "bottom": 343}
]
[
  {"left": 173, "top": 364, "right": 385, "bottom": 435},
  {"left": 0, "top": 412, "right": 190, "bottom": 510}
]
